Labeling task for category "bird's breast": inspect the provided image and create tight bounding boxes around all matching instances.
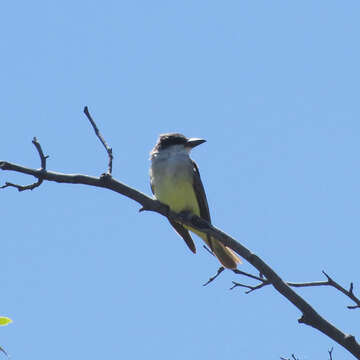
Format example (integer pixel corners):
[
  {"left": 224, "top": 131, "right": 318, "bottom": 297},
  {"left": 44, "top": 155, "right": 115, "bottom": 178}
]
[{"left": 150, "top": 156, "right": 200, "bottom": 215}]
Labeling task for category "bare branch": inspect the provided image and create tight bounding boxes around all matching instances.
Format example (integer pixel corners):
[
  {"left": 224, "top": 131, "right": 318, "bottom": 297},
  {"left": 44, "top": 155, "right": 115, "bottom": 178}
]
[
  {"left": 203, "top": 260, "right": 266, "bottom": 287},
  {"left": 0, "top": 137, "right": 48, "bottom": 191},
  {"left": 83, "top": 106, "right": 113, "bottom": 175},
  {"left": 2, "top": 152, "right": 359, "bottom": 358},
  {"left": 203, "top": 266, "right": 225, "bottom": 286},
  {"left": 281, "top": 349, "right": 334, "bottom": 360},
  {"left": 231, "top": 279, "right": 268, "bottom": 292},
  {"left": 280, "top": 355, "right": 300, "bottom": 360},
  {"left": 2, "top": 112, "right": 360, "bottom": 359},
  {"left": 321, "top": 271, "right": 360, "bottom": 310},
  {"left": 203, "top": 244, "right": 215, "bottom": 257},
  {"left": 231, "top": 270, "right": 360, "bottom": 309},
  {"left": 0, "top": 345, "right": 8, "bottom": 357},
  {"left": 233, "top": 269, "right": 265, "bottom": 282}
]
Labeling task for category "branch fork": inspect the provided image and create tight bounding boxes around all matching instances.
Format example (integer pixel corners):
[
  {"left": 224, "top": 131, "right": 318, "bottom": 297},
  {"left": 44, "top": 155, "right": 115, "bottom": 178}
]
[{"left": 0, "top": 137, "right": 48, "bottom": 191}]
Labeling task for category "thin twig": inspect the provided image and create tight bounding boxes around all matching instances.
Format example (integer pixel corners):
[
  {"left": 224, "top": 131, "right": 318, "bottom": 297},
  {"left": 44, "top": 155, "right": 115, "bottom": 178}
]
[
  {"left": 203, "top": 267, "right": 225, "bottom": 286},
  {"left": 233, "top": 269, "right": 265, "bottom": 282},
  {"left": 83, "top": 106, "right": 113, "bottom": 175},
  {"left": 329, "top": 347, "right": 334, "bottom": 360},
  {"left": 231, "top": 270, "right": 360, "bottom": 309},
  {"left": 203, "top": 244, "right": 215, "bottom": 257},
  {"left": 0, "top": 345, "right": 8, "bottom": 357},
  {"left": 321, "top": 271, "right": 360, "bottom": 309},
  {"left": 280, "top": 355, "right": 299, "bottom": 360},
  {"left": 0, "top": 137, "right": 48, "bottom": 191},
  {"left": 203, "top": 253, "right": 264, "bottom": 287},
  {"left": 231, "top": 280, "right": 269, "bottom": 292}
]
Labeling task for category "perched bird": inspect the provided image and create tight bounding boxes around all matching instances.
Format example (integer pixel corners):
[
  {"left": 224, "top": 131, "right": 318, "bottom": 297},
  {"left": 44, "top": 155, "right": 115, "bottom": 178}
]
[{"left": 149, "top": 133, "right": 241, "bottom": 269}]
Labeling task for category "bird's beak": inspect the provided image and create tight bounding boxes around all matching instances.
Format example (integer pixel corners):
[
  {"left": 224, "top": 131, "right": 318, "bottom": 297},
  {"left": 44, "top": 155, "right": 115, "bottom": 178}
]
[{"left": 186, "top": 138, "right": 206, "bottom": 148}]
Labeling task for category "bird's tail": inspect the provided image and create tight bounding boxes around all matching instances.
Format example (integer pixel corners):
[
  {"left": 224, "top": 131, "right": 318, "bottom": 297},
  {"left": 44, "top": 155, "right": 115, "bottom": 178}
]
[
  {"left": 211, "top": 239, "right": 242, "bottom": 269},
  {"left": 190, "top": 227, "right": 242, "bottom": 269}
]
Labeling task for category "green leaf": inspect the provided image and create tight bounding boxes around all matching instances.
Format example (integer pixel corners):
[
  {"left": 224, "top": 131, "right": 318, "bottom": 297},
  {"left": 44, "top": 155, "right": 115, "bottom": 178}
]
[{"left": 0, "top": 317, "right": 12, "bottom": 326}]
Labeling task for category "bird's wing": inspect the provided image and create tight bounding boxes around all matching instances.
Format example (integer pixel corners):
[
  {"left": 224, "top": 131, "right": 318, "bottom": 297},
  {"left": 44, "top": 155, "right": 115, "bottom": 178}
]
[
  {"left": 192, "top": 160, "right": 211, "bottom": 222},
  {"left": 168, "top": 218, "right": 196, "bottom": 253},
  {"left": 191, "top": 160, "right": 213, "bottom": 250}
]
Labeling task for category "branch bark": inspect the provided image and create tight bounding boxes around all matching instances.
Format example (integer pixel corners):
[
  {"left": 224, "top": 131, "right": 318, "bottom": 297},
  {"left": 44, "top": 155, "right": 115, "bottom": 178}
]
[{"left": 1, "top": 110, "right": 359, "bottom": 359}]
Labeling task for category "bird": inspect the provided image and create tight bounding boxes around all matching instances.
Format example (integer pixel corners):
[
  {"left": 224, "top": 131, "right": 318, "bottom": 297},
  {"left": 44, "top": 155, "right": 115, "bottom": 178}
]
[{"left": 149, "top": 133, "right": 241, "bottom": 269}]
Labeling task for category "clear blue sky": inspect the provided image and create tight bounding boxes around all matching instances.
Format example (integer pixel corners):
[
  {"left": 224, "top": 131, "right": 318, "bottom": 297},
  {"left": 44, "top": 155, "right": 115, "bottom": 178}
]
[{"left": 1, "top": 1, "right": 360, "bottom": 359}]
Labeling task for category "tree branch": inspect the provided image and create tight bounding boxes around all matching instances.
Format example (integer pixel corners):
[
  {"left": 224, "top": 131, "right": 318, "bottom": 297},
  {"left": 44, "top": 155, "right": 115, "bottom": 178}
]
[
  {"left": 0, "top": 137, "right": 48, "bottom": 191},
  {"left": 83, "top": 106, "right": 113, "bottom": 175},
  {"left": 321, "top": 271, "right": 360, "bottom": 310},
  {"left": 1, "top": 109, "right": 360, "bottom": 359},
  {"left": 230, "top": 270, "right": 360, "bottom": 309},
  {"left": 203, "top": 266, "right": 225, "bottom": 286}
]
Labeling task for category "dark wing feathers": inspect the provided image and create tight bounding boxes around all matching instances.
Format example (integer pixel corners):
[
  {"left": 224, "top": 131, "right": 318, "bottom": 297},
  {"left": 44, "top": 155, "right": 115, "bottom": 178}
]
[
  {"left": 191, "top": 161, "right": 213, "bottom": 250},
  {"left": 191, "top": 161, "right": 211, "bottom": 222},
  {"left": 168, "top": 219, "right": 196, "bottom": 253}
]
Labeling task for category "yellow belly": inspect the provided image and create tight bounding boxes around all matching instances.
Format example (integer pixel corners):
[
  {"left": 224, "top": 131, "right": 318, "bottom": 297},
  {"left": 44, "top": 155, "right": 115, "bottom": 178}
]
[
  {"left": 155, "top": 177, "right": 201, "bottom": 216},
  {"left": 153, "top": 176, "right": 209, "bottom": 243}
]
